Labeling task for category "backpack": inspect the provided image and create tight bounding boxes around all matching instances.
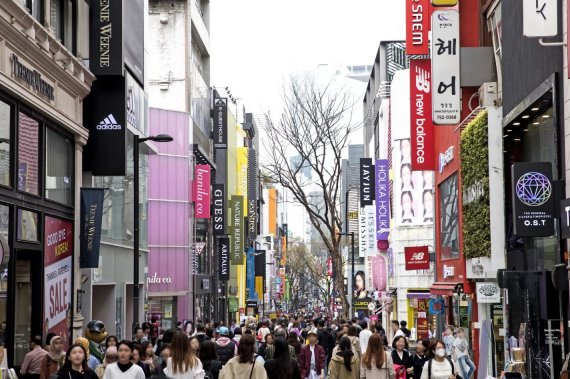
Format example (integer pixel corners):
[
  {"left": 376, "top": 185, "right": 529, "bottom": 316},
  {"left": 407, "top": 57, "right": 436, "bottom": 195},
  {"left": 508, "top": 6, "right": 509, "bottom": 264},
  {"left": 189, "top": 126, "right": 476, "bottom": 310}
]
[{"left": 428, "top": 357, "right": 461, "bottom": 379}]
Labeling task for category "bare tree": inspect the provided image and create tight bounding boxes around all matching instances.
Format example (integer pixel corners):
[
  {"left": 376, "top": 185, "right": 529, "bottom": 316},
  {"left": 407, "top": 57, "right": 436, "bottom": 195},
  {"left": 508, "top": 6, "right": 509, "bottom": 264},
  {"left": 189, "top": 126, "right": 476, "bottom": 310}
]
[{"left": 263, "top": 76, "right": 360, "bottom": 318}]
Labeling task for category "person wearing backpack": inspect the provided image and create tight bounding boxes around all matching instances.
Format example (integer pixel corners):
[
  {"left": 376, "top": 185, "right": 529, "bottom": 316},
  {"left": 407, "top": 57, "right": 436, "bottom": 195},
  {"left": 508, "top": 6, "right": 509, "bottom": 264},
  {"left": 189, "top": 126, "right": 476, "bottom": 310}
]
[
  {"left": 360, "top": 334, "right": 395, "bottom": 379},
  {"left": 199, "top": 341, "right": 222, "bottom": 379},
  {"left": 214, "top": 328, "right": 237, "bottom": 366},
  {"left": 420, "top": 340, "right": 459, "bottom": 379}
]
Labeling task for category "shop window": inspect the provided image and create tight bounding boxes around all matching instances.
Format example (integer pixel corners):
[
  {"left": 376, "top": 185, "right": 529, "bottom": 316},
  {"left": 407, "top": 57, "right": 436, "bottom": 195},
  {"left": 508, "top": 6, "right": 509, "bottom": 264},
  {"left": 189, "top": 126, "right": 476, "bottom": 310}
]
[
  {"left": 0, "top": 204, "right": 9, "bottom": 348},
  {"left": 17, "top": 209, "right": 38, "bottom": 242},
  {"left": 0, "top": 101, "right": 11, "bottom": 188},
  {"left": 45, "top": 128, "right": 73, "bottom": 205},
  {"left": 487, "top": 0, "right": 502, "bottom": 92},
  {"left": 18, "top": 113, "right": 39, "bottom": 196},
  {"left": 439, "top": 174, "right": 459, "bottom": 260}
]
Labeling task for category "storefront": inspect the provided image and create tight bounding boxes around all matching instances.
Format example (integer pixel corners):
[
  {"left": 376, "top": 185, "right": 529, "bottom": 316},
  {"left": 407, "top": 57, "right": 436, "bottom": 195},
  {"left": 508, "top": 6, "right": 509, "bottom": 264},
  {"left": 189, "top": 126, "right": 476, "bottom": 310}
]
[{"left": 0, "top": 1, "right": 94, "bottom": 366}]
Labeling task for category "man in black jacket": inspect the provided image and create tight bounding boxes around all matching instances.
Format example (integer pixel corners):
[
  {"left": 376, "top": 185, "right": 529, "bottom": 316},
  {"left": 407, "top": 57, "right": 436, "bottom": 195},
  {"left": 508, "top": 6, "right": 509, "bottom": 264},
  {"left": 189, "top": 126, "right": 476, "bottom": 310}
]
[
  {"left": 214, "top": 327, "right": 236, "bottom": 365},
  {"left": 316, "top": 320, "right": 335, "bottom": 368}
]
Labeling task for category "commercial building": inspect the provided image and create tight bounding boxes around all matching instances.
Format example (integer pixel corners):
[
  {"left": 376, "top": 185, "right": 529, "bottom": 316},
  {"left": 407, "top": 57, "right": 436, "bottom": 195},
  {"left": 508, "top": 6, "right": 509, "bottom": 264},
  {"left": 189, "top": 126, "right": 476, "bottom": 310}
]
[{"left": 0, "top": 0, "right": 94, "bottom": 366}]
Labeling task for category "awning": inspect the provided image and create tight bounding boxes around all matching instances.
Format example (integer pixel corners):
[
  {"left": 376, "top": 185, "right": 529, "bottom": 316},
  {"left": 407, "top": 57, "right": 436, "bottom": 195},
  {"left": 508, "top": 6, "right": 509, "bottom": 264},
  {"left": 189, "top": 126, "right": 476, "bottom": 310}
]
[
  {"left": 406, "top": 291, "right": 431, "bottom": 299},
  {"left": 430, "top": 282, "right": 461, "bottom": 296}
]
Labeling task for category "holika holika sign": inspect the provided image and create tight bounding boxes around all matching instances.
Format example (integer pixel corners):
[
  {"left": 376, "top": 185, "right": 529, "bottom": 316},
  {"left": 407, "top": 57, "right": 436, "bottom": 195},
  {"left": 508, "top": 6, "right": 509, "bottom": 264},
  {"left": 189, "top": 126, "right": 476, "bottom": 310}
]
[{"left": 511, "top": 162, "right": 554, "bottom": 237}]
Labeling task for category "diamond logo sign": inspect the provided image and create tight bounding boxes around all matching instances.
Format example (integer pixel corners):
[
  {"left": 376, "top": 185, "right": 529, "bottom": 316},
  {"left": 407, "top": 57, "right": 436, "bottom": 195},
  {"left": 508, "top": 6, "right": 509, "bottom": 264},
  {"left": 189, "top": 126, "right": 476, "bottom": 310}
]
[
  {"left": 511, "top": 162, "right": 554, "bottom": 237},
  {"left": 515, "top": 172, "right": 552, "bottom": 206}
]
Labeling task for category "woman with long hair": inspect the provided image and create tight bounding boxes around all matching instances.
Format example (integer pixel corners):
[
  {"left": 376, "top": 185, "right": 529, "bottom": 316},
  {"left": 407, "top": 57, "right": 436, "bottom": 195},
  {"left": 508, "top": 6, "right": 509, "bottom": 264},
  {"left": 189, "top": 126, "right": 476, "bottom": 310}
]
[
  {"left": 264, "top": 337, "right": 300, "bottom": 379},
  {"left": 286, "top": 333, "right": 301, "bottom": 358},
  {"left": 420, "top": 340, "right": 458, "bottom": 379},
  {"left": 360, "top": 334, "right": 394, "bottom": 379},
  {"left": 328, "top": 336, "right": 359, "bottom": 379},
  {"left": 40, "top": 336, "right": 66, "bottom": 379},
  {"left": 189, "top": 337, "right": 201, "bottom": 357},
  {"left": 103, "top": 341, "right": 145, "bottom": 379},
  {"left": 199, "top": 341, "right": 222, "bottom": 379},
  {"left": 132, "top": 345, "right": 151, "bottom": 378},
  {"left": 391, "top": 336, "right": 412, "bottom": 379},
  {"left": 140, "top": 342, "right": 157, "bottom": 373},
  {"left": 166, "top": 331, "right": 203, "bottom": 379},
  {"left": 54, "top": 344, "right": 98, "bottom": 379},
  {"left": 219, "top": 334, "right": 267, "bottom": 379}
]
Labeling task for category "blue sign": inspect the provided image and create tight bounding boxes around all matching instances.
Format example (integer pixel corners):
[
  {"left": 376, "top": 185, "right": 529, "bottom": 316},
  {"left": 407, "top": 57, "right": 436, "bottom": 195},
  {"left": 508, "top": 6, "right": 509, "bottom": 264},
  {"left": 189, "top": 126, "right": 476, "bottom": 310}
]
[
  {"left": 429, "top": 299, "right": 445, "bottom": 315},
  {"left": 246, "top": 247, "right": 257, "bottom": 300}
]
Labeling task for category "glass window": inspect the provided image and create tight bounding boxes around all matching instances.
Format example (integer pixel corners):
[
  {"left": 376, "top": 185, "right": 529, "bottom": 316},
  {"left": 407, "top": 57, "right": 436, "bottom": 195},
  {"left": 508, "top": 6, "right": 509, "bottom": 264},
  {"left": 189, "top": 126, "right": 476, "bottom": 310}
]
[
  {"left": 45, "top": 129, "right": 73, "bottom": 205},
  {"left": 0, "top": 204, "right": 9, "bottom": 347},
  {"left": 50, "top": 0, "right": 74, "bottom": 52},
  {"left": 23, "top": 0, "right": 43, "bottom": 23},
  {"left": 0, "top": 101, "right": 11, "bottom": 187},
  {"left": 18, "top": 112, "right": 39, "bottom": 195},
  {"left": 17, "top": 209, "right": 38, "bottom": 242},
  {"left": 439, "top": 174, "right": 459, "bottom": 260}
]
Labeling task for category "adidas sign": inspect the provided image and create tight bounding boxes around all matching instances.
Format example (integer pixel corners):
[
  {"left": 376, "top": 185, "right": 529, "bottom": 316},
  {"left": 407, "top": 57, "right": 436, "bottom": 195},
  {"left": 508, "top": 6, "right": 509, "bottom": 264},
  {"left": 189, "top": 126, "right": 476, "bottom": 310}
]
[{"left": 96, "top": 114, "right": 122, "bottom": 130}]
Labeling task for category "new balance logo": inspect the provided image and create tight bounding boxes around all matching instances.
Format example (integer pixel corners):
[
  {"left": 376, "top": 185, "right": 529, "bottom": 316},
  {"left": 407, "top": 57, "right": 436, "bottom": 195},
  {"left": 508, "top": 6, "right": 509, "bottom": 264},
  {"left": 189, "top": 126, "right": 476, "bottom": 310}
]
[
  {"left": 96, "top": 114, "right": 122, "bottom": 130},
  {"left": 410, "top": 252, "right": 425, "bottom": 261}
]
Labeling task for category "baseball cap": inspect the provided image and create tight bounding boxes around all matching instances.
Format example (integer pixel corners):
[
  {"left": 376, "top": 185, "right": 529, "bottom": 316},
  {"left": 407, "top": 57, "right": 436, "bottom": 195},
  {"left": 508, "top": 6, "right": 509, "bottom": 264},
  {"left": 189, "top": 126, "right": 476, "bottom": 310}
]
[
  {"left": 307, "top": 330, "right": 318, "bottom": 337},
  {"left": 219, "top": 326, "right": 229, "bottom": 336}
]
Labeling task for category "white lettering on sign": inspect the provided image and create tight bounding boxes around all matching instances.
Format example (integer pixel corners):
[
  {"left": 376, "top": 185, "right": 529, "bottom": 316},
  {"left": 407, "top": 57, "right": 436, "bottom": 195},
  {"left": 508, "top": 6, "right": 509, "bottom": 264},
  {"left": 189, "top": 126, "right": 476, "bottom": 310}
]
[
  {"left": 443, "top": 264, "right": 455, "bottom": 278},
  {"left": 439, "top": 146, "right": 454, "bottom": 173},
  {"left": 147, "top": 273, "right": 173, "bottom": 284}
]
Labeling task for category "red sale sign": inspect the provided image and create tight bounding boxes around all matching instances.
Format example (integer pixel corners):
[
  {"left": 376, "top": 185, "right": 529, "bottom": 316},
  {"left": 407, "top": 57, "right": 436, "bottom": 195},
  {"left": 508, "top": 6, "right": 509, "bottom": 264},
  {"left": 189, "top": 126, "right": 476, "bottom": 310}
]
[
  {"left": 405, "top": 246, "right": 430, "bottom": 271},
  {"left": 406, "top": 0, "right": 430, "bottom": 55},
  {"left": 44, "top": 216, "right": 73, "bottom": 350},
  {"left": 193, "top": 164, "right": 211, "bottom": 218},
  {"left": 410, "top": 59, "right": 434, "bottom": 171}
]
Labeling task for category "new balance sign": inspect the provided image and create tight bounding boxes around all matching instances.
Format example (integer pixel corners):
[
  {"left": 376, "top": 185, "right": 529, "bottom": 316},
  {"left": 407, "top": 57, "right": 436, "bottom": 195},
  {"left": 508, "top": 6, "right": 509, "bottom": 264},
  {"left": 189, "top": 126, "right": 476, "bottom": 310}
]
[
  {"left": 97, "top": 114, "right": 122, "bottom": 130},
  {"left": 405, "top": 246, "right": 430, "bottom": 270}
]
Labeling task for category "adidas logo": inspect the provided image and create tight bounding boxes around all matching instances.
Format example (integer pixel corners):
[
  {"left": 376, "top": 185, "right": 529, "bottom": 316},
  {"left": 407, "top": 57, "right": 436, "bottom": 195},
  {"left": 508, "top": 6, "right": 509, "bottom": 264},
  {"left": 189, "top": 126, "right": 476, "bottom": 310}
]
[{"left": 96, "top": 114, "right": 122, "bottom": 130}]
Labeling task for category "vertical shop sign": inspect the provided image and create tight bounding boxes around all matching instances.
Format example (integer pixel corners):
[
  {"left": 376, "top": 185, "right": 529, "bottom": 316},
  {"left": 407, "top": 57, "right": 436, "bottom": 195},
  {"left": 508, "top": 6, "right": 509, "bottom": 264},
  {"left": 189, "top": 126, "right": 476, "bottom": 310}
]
[
  {"left": 359, "top": 210, "right": 367, "bottom": 257},
  {"left": 511, "top": 162, "right": 554, "bottom": 237},
  {"left": 193, "top": 165, "right": 211, "bottom": 218},
  {"left": 218, "top": 237, "right": 230, "bottom": 281},
  {"left": 230, "top": 196, "right": 244, "bottom": 264},
  {"left": 89, "top": 0, "right": 123, "bottom": 76},
  {"left": 214, "top": 98, "right": 228, "bottom": 148},
  {"left": 406, "top": 0, "right": 430, "bottom": 55},
  {"left": 410, "top": 59, "right": 434, "bottom": 170},
  {"left": 360, "top": 158, "right": 375, "bottom": 206},
  {"left": 80, "top": 188, "right": 104, "bottom": 269},
  {"left": 365, "top": 205, "right": 376, "bottom": 257},
  {"left": 44, "top": 216, "right": 73, "bottom": 350},
  {"left": 246, "top": 247, "right": 256, "bottom": 300},
  {"left": 376, "top": 160, "right": 390, "bottom": 241},
  {"left": 212, "top": 184, "right": 225, "bottom": 236},
  {"left": 431, "top": 10, "right": 461, "bottom": 125},
  {"left": 523, "top": 0, "right": 557, "bottom": 37}
]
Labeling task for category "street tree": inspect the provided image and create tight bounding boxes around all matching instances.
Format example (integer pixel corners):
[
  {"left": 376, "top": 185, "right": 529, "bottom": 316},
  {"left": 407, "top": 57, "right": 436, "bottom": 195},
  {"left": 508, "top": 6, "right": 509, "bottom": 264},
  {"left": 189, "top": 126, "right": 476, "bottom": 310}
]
[{"left": 263, "top": 76, "right": 360, "bottom": 318}]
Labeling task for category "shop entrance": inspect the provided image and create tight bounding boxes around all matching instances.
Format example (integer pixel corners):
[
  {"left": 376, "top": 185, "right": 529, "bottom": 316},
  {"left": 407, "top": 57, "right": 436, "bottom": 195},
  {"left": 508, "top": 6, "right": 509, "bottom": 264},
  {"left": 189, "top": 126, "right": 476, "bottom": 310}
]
[{"left": 13, "top": 251, "right": 42, "bottom": 367}]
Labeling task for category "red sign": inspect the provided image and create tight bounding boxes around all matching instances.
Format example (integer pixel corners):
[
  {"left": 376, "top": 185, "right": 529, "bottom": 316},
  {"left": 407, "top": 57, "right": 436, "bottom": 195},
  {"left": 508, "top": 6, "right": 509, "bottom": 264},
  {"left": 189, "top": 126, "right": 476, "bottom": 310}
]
[
  {"left": 193, "top": 164, "right": 211, "bottom": 218},
  {"left": 410, "top": 59, "right": 434, "bottom": 171},
  {"left": 44, "top": 216, "right": 73, "bottom": 350},
  {"left": 405, "top": 246, "right": 430, "bottom": 270},
  {"left": 406, "top": 0, "right": 430, "bottom": 55}
]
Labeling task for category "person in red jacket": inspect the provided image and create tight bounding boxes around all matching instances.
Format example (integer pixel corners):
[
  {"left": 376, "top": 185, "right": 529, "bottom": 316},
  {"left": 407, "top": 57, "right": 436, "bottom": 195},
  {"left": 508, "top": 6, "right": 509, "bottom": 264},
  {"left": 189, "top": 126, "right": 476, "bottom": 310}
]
[{"left": 299, "top": 330, "right": 326, "bottom": 379}]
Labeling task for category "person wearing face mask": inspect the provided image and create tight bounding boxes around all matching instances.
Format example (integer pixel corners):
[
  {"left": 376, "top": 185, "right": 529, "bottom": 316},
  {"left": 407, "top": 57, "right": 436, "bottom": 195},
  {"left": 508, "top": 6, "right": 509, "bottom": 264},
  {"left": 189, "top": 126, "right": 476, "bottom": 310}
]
[
  {"left": 420, "top": 340, "right": 458, "bottom": 379},
  {"left": 453, "top": 329, "right": 475, "bottom": 379}
]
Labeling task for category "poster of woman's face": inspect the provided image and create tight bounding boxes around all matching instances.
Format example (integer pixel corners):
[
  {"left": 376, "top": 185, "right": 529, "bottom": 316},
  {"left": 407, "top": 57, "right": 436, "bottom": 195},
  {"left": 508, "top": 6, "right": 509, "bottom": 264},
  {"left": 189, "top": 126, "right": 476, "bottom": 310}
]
[
  {"left": 354, "top": 271, "right": 367, "bottom": 299},
  {"left": 393, "top": 139, "right": 433, "bottom": 226}
]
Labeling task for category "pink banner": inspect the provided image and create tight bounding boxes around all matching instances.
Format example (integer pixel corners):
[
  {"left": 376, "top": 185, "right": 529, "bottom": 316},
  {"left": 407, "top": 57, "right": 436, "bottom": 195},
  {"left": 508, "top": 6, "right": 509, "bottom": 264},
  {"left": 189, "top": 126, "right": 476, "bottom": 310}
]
[
  {"left": 193, "top": 165, "right": 211, "bottom": 218},
  {"left": 371, "top": 255, "right": 387, "bottom": 292}
]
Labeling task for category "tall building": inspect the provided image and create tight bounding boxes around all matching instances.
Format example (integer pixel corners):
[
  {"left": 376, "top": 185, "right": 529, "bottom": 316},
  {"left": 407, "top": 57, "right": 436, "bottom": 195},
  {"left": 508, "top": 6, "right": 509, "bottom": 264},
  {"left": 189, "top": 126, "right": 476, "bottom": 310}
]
[
  {"left": 0, "top": 0, "right": 94, "bottom": 365},
  {"left": 145, "top": 0, "right": 215, "bottom": 322}
]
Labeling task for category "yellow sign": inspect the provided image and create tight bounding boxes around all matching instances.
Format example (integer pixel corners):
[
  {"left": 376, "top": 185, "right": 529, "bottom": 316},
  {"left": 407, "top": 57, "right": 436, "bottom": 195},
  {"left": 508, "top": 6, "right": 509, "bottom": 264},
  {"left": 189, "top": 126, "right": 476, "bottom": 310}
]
[
  {"left": 237, "top": 147, "right": 248, "bottom": 215},
  {"left": 431, "top": 0, "right": 458, "bottom": 5},
  {"left": 348, "top": 211, "right": 359, "bottom": 220}
]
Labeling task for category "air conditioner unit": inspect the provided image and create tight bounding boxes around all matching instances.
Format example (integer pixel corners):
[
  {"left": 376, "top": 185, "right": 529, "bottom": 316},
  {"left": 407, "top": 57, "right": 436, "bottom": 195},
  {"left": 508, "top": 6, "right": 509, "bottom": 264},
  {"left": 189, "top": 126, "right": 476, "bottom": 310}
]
[{"left": 478, "top": 82, "right": 498, "bottom": 108}]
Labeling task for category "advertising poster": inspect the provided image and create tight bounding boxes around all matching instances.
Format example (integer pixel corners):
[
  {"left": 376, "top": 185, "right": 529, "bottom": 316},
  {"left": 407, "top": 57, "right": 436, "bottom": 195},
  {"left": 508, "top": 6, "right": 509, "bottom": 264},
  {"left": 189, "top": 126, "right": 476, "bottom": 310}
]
[
  {"left": 44, "top": 216, "right": 73, "bottom": 350},
  {"left": 393, "top": 138, "right": 434, "bottom": 226}
]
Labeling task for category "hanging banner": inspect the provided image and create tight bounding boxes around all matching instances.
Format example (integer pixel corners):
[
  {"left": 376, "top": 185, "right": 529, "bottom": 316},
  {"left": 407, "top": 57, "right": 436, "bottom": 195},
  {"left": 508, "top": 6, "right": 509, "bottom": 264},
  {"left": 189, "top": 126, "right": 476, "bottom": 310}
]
[
  {"left": 365, "top": 205, "right": 376, "bottom": 257},
  {"left": 404, "top": 246, "right": 430, "bottom": 270},
  {"left": 230, "top": 196, "right": 244, "bottom": 264},
  {"left": 359, "top": 210, "right": 367, "bottom": 257},
  {"left": 406, "top": 0, "right": 430, "bottom": 55},
  {"left": 89, "top": 0, "right": 123, "bottom": 76},
  {"left": 410, "top": 59, "right": 434, "bottom": 170},
  {"left": 431, "top": 10, "right": 461, "bottom": 125},
  {"left": 375, "top": 160, "right": 390, "bottom": 241},
  {"left": 79, "top": 188, "right": 104, "bottom": 268},
  {"left": 214, "top": 98, "right": 228, "bottom": 149},
  {"left": 246, "top": 248, "right": 257, "bottom": 300},
  {"left": 193, "top": 165, "right": 211, "bottom": 218},
  {"left": 360, "top": 158, "right": 375, "bottom": 206},
  {"left": 511, "top": 162, "right": 554, "bottom": 237},
  {"left": 218, "top": 237, "right": 230, "bottom": 281},
  {"left": 212, "top": 184, "right": 226, "bottom": 236},
  {"left": 44, "top": 216, "right": 73, "bottom": 350},
  {"left": 416, "top": 299, "right": 429, "bottom": 340}
]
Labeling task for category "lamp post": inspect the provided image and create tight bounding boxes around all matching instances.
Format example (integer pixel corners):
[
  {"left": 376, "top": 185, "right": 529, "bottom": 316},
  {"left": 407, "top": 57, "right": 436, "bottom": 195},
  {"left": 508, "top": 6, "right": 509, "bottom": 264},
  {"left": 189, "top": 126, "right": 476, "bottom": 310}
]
[{"left": 133, "top": 133, "right": 173, "bottom": 333}]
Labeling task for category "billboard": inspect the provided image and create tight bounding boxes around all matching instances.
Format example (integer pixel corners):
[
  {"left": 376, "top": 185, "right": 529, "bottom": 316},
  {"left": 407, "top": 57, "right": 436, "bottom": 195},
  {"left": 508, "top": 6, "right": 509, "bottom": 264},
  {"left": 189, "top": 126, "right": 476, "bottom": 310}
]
[
  {"left": 44, "top": 216, "right": 73, "bottom": 349},
  {"left": 393, "top": 138, "right": 434, "bottom": 226}
]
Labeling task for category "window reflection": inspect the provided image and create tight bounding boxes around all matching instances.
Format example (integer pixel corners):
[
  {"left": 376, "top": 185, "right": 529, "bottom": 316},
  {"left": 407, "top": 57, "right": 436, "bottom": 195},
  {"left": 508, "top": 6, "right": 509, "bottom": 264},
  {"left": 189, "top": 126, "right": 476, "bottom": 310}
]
[
  {"left": 18, "top": 113, "right": 39, "bottom": 196},
  {"left": 0, "top": 204, "right": 9, "bottom": 348},
  {"left": 439, "top": 174, "right": 459, "bottom": 260},
  {"left": 17, "top": 209, "right": 38, "bottom": 242},
  {"left": 45, "top": 129, "right": 72, "bottom": 205},
  {"left": 0, "top": 102, "right": 11, "bottom": 187}
]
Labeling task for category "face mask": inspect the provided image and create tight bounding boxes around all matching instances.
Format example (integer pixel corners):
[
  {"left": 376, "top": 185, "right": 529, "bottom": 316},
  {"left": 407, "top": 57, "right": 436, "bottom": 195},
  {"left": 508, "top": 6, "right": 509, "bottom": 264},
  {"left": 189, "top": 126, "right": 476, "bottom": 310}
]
[{"left": 435, "top": 349, "right": 446, "bottom": 358}]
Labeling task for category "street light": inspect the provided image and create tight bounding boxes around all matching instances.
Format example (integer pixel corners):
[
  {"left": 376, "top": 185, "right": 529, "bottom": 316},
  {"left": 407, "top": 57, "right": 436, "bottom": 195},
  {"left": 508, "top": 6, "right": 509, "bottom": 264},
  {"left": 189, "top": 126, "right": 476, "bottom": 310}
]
[{"left": 133, "top": 133, "right": 173, "bottom": 333}]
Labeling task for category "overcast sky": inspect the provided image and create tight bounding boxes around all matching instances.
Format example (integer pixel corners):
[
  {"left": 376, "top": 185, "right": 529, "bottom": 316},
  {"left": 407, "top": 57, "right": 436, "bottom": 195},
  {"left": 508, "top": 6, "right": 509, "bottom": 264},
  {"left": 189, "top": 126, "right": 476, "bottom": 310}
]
[
  {"left": 210, "top": 1, "right": 405, "bottom": 239},
  {"left": 210, "top": 0, "right": 405, "bottom": 115}
]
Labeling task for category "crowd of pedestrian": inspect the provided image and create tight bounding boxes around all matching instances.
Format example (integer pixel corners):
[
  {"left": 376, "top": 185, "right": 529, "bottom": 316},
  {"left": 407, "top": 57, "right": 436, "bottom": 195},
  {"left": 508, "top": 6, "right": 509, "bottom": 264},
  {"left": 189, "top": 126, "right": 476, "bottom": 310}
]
[{"left": 18, "top": 316, "right": 475, "bottom": 379}]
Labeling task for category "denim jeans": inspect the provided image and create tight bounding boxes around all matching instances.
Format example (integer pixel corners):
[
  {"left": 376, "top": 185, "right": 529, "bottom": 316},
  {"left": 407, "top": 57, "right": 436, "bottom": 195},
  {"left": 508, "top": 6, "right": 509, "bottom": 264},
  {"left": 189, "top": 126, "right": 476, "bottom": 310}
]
[{"left": 458, "top": 355, "right": 476, "bottom": 379}]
